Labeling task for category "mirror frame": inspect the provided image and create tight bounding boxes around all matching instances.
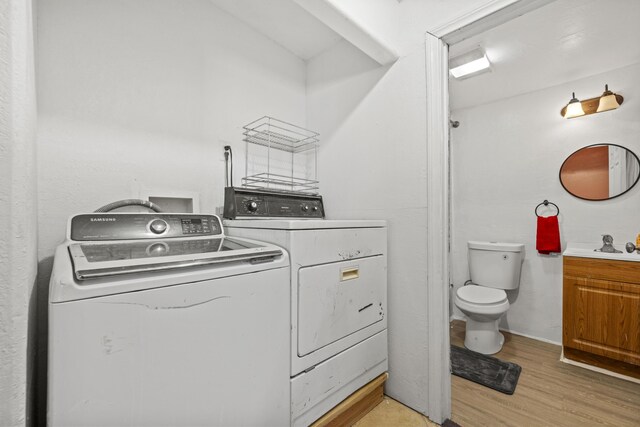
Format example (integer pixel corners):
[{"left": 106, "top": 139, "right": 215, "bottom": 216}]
[{"left": 559, "top": 143, "right": 640, "bottom": 201}]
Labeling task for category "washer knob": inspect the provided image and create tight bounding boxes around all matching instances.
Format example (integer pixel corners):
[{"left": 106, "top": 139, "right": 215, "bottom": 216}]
[
  {"left": 246, "top": 201, "right": 259, "bottom": 212},
  {"left": 301, "top": 204, "right": 309, "bottom": 212},
  {"left": 147, "top": 242, "right": 168, "bottom": 256},
  {"left": 149, "top": 219, "right": 168, "bottom": 234}
]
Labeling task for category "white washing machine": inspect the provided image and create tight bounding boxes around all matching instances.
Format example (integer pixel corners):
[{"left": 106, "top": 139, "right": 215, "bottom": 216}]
[
  {"left": 48, "top": 212, "right": 291, "bottom": 427},
  {"left": 224, "top": 218, "right": 388, "bottom": 427}
]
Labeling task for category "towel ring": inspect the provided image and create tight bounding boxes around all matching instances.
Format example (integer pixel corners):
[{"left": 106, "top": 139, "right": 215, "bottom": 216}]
[{"left": 535, "top": 200, "right": 559, "bottom": 217}]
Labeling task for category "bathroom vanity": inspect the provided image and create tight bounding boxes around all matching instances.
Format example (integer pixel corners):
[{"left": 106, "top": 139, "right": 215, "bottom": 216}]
[{"left": 562, "top": 243, "right": 640, "bottom": 380}]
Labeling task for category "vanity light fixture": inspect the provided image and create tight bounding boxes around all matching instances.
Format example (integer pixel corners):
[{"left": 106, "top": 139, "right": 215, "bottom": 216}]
[
  {"left": 561, "top": 84, "right": 624, "bottom": 119},
  {"left": 449, "top": 48, "right": 491, "bottom": 79}
]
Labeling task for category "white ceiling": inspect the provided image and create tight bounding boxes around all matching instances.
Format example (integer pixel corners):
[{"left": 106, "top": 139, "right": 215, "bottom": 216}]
[
  {"left": 209, "top": 0, "right": 343, "bottom": 60},
  {"left": 449, "top": 0, "right": 640, "bottom": 110}
]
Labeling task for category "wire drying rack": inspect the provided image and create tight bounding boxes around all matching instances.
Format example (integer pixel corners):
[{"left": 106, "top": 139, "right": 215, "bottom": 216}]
[{"left": 242, "top": 116, "right": 320, "bottom": 194}]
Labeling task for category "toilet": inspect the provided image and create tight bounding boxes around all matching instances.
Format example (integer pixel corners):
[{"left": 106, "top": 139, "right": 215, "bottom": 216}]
[{"left": 454, "top": 241, "right": 524, "bottom": 354}]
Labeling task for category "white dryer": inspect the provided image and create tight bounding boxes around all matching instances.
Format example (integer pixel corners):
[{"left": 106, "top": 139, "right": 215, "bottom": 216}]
[
  {"left": 48, "top": 213, "right": 290, "bottom": 427},
  {"left": 224, "top": 219, "right": 388, "bottom": 427}
]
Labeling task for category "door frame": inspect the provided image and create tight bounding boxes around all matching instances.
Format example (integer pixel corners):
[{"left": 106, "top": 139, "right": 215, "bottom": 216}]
[{"left": 423, "top": 0, "right": 555, "bottom": 422}]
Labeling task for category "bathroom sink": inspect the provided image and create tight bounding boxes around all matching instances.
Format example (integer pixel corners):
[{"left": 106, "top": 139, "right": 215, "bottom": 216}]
[{"left": 563, "top": 243, "right": 640, "bottom": 262}]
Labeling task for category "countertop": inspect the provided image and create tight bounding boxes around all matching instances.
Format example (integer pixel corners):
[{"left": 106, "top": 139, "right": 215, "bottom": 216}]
[{"left": 563, "top": 242, "right": 640, "bottom": 262}]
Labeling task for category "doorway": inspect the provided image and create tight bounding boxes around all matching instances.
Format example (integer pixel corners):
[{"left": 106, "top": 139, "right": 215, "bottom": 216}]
[{"left": 435, "top": 0, "right": 640, "bottom": 424}]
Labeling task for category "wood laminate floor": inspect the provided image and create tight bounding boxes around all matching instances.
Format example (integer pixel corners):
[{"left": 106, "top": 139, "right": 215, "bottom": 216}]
[
  {"left": 357, "top": 321, "right": 640, "bottom": 426},
  {"left": 450, "top": 320, "right": 640, "bottom": 426}
]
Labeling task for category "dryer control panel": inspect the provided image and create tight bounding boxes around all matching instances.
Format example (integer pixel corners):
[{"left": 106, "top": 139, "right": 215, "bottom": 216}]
[
  {"left": 223, "top": 187, "right": 325, "bottom": 219},
  {"left": 70, "top": 213, "right": 223, "bottom": 241}
]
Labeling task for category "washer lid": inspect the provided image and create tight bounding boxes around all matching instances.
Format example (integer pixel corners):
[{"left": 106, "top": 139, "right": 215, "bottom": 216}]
[
  {"left": 68, "top": 237, "right": 282, "bottom": 280},
  {"left": 457, "top": 285, "right": 507, "bottom": 305},
  {"left": 224, "top": 219, "right": 386, "bottom": 230}
]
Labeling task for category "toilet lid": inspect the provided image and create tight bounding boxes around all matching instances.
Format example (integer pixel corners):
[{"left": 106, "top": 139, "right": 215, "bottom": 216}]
[{"left": 457, "top": 285, "right": 507, "bottom": 305}]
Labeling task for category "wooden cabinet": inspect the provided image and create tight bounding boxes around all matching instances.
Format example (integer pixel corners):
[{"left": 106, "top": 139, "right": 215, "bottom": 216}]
[{"left": 563, "top": 256, "right": 640, "bottom": 379}]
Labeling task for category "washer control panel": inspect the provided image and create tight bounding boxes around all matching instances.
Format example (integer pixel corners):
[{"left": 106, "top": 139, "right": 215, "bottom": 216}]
[
  {"left": 70, "top": 213, "right": 223, "bottom": 241},
  {"left": 224, "top": 187, "right": 325, "bottom": 219}
]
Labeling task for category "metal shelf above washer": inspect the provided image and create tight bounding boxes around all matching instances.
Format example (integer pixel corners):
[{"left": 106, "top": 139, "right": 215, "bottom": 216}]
[
  {"left": 242, "top": 116, "right": 320, "bottom": 194},
  {"left": 243, "top": 116, "right": 319, "bottom": 154},
  {"left": 241, "top": 172, "right": 319, "bottom": 194}
]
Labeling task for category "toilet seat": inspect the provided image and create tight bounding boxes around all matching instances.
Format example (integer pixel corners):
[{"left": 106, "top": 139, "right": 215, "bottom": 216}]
[
  {"left": 454, "top": 285, "right": 509, "bottom": 317},
  {"left": 457, "top": 285, "right": 507, "bottom": 305}
]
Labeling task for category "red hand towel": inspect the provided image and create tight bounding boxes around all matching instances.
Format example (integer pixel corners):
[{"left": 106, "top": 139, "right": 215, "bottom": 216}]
[{"left": 536, "top": 215, "right": 561, "bottom": 254}]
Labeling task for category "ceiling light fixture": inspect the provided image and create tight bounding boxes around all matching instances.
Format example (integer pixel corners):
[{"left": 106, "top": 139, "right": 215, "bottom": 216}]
[
  {"left": 561, "top": 85, "right": 624, "bottom": 119},
  {"left": 449, "top": 48, "right": 491, "bottom": 79}
]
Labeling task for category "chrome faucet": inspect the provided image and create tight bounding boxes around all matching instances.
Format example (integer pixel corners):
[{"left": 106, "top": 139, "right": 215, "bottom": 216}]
[{"left": 595, "top": 235, "right": 622, "bottom": 253}]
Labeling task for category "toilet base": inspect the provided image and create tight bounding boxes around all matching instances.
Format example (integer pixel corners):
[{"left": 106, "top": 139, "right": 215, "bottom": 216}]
[{"left": 463, "top": 318, "right": 504, "bottom": 355}]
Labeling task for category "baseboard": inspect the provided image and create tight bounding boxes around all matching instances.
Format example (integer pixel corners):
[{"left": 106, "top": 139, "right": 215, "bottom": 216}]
[
  {"left": 561, "top": 348, "right": 640, "bottom": 384},
  {"left": 500, "top": 327, "right": 561, "bottom": 346},
  {"left": 310, "top": 373, "right": 388, "bottom": 427},
  {"left": 451, "top": 317, "right": 561, "bottom": 346}
]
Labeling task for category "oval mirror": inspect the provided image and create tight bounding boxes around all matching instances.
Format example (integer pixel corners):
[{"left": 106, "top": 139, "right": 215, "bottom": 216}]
[{"left": 560, "top": 144, "right": 640, "bottom": 201}]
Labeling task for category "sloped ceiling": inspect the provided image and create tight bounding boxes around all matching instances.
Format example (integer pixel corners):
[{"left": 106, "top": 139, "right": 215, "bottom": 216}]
[{"left": 209, "top": 0, "right": 343, "bottom": 60}]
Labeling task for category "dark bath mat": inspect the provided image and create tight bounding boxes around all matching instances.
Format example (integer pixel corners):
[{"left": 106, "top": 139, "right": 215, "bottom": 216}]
[
  {"left": 450, "top": 345, "right": 522, "bottom": 395},
  {"left": 441, "top": 418, "right": 463, "bottom": 427}
]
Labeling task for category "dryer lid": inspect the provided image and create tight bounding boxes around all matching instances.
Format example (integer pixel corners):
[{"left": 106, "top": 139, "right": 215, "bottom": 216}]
[{"left": 457, "top": 285, "right": 507, "bottom": 305}]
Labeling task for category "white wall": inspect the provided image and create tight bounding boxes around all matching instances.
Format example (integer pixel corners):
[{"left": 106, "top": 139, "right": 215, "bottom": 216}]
[
  {"left": 36, "top": 0, "right": 307, "bottom": 276},
  {"left": 36, "top": 0, "right": 306, "bottom": 233},
  {"left": 307, "top": 39, "right": 430, "bottom": 412},
  {"left": 35, "top": 0, "right": 307, "bottom": 421},
  {"left": 0, "top": 0, "right": 38, "bottom": 426},
  {"left": 451, "top": 63, "right": 640, "bottom": 343},
  {"left": 306, "top": 0, "right": 507, "bottom": 417}
]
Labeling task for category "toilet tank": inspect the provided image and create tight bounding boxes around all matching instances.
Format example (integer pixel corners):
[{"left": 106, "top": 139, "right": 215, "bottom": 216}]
[{"left": 468, "top": 241, "right": 524, "bottom": 290}]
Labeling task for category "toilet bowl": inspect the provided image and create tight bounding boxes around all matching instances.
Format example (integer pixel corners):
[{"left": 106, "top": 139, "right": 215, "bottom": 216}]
[
  {"left": 455, "top": 241, "right": 524, "bottom": 354},
  {"left": 455, "top": 285, "right": 510, "bottom": 354}
]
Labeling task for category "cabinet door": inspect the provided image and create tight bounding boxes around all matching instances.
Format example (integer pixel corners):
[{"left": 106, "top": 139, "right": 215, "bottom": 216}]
[{"left": 563, "top": 275, "right": 640, "bottom": 365}]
